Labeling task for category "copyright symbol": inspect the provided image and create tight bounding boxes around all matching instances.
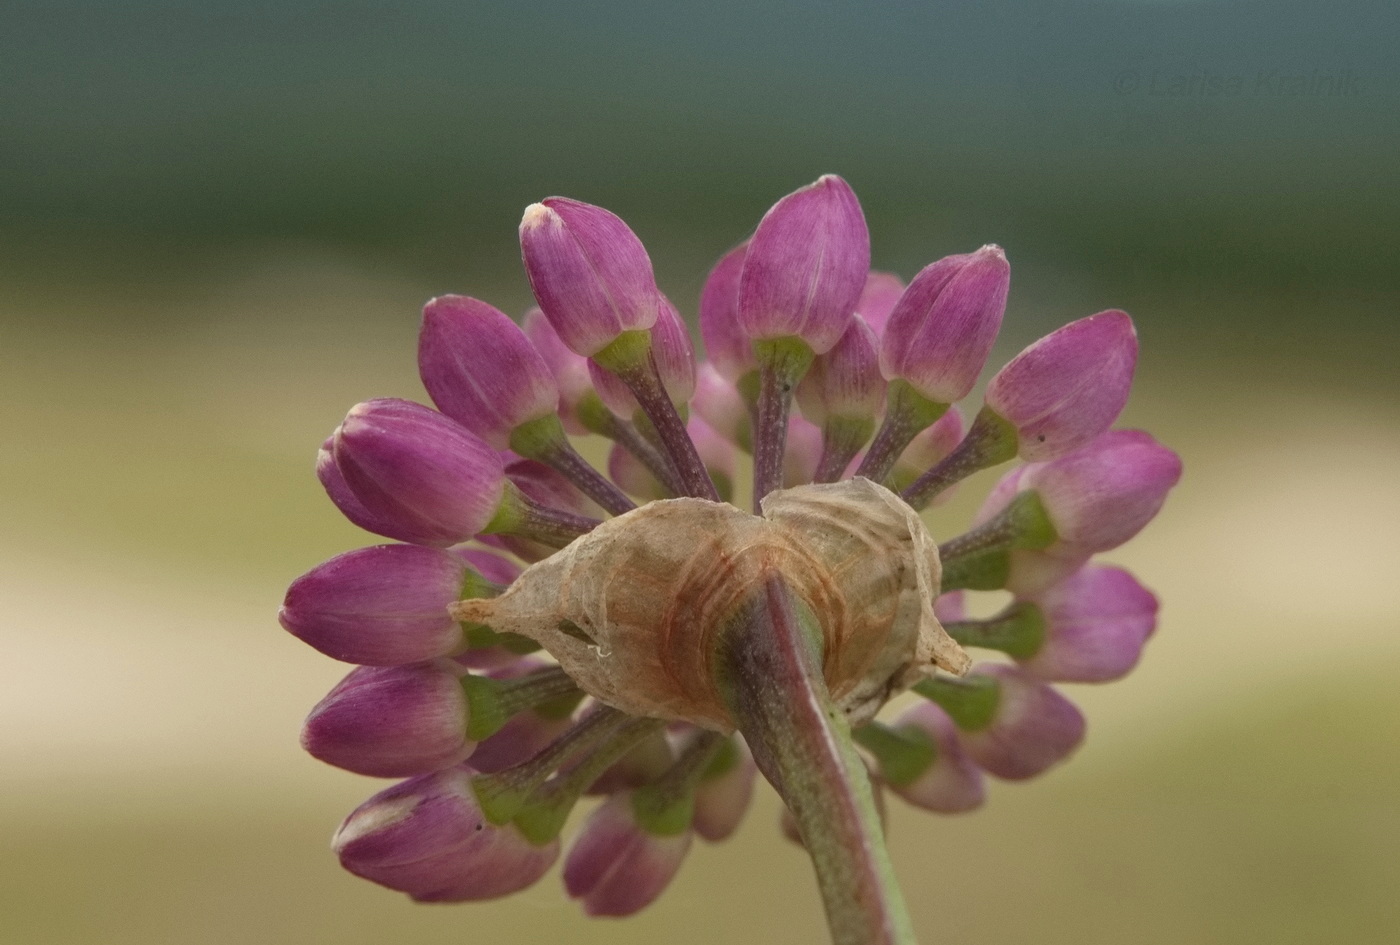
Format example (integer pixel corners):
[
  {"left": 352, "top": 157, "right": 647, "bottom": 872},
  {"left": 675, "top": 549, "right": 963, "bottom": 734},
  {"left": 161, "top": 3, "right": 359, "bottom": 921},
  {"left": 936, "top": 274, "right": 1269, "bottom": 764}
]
[{"left": 1114, "top": 71, "right": 1140, "bottom": 94}]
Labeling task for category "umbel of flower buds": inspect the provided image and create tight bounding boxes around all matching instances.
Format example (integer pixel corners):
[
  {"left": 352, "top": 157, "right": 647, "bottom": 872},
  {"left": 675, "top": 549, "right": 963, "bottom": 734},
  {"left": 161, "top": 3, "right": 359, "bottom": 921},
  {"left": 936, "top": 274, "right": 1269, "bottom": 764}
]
[{"left": 284, "top": 173, "right": 1181, "bottom": 945}]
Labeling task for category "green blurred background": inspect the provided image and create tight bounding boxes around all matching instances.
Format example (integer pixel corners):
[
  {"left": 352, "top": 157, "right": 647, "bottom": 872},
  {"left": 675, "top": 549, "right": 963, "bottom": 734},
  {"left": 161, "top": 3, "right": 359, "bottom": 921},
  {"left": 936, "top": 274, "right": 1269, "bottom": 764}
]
[{"left": 2, "top": 1, "right": 1397, "bottom": 943}]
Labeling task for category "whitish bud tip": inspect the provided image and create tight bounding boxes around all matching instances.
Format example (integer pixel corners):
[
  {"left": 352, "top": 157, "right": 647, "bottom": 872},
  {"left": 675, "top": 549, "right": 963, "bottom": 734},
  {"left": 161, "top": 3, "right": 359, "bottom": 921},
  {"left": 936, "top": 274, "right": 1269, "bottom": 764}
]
[
  {"left": 520, "top": 202, "right": 556, "bottom": 230},
  {"left": 977, "top": 244, "right": 1006, "bottom": 260}
]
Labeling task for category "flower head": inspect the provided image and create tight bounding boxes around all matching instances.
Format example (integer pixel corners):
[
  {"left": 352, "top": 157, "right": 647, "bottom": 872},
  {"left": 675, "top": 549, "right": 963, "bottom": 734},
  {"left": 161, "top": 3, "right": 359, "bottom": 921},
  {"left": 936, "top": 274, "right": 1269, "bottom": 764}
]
[{"left": 284, "top": 176, "right": 1178, "bottom": 938}]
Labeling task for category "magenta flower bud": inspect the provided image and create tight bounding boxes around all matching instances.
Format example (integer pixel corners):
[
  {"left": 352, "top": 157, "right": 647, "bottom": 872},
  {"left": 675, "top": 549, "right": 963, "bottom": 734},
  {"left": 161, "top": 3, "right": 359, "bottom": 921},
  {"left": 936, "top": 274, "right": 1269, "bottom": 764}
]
[
  {"left": 418, "top": 295, "right": 559, "bottom": 449},
  {"left": 879, "top": 245, "right": 1010, "bottom": 404},
  {"left": 302, "top": 661, "right": 474, "bottom": 777},
  {"left": 933, "top": 590, "right": 967, "bottom": 624},
  {"left": 316, "top": 438, "right": 397, "bottom": 538},
  {"left": 333, "top": 766, "right": 559, "bottom": 902},
  {"left": 1020, "top": 430, "right": 1183, "bottom": 555},
  {"left": 795, "top": 314, "right": 884, "bottom": 425},
  {"left": 280, "top": 544, "right": 470, "bottom": 666},
  {"left": 505, "top": 457, "right": 600, "bottom": 519},
  {"left": 960, "top": 664, "right": 1086, "bottom": 780},
  {"left": 331, "top": 399, "right": 506, "bottom": 547},
  {"left": 522, "top": 307, "right": 592, "bottom": 435},
  {"left": 1018, "top": 564, "right": 1159, "bottom": 682},
  {"left": 692, "top": 739, "right": 757, "bottom": 842},
  {"left": 984, "top": 310, "right": 1138, "bottom": 461},
  {"left": 588, "top": 293, "right": 697, "bottom": 412},
  {"left": 468, "top": 706, "right": 575, "bottom": 774},
  {"left": 856, "top": 270, "right": 905, "bottom": 335},
  {"left": 886, "top": 702, "right": 985, "bottom": 813},
  {"left": 520, "top": 197, "right": 660, "bottom": 357},
  {"left": 737, "top": 174, "right": 871, "bottom": 355},
  {"left": 699, "top": 241, "right": 755, "bottom": 380},
  {"left": 692, "top": 362, "right": 750, "bottom": 447},
  {"left": 783, "top": 413, "right": 824, "bottom": 487},
  {"left": 563, "top": 792, "right": 692, "bottom": 916}
]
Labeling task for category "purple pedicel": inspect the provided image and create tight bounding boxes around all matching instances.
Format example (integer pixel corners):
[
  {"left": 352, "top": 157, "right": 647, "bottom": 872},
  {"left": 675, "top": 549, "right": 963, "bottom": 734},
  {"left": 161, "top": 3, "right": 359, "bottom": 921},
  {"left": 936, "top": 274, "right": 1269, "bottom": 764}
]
[
  {"left": 520, "top": 197, "right": 660, "bottom": 357},
  {"left": 699, "top": 241, "right": 755, "bottom": 380},
  {"left": 856, "top": 270, "right": 905, "bottom": 336},
  {"left": 879, "top": 245, "right": 1009, "bottom": 405},
  {"left": 302, "top": 661, "right": 475, "bottom": 778},
  {"left": 796, "top": 314, "right": 884, "bottom": 425},
  {"left": 333, "top": 766, "right": 558, "bottom": 902},
  {"left": 280, "top": 543, "right": 469, "bottom": 666},
  {"left": 330, "top": 399, "right": 506, "bottom": 547},
  {"left": 562, "top": 792, "right": 693, "bottom": 917},
  {"left": 418, "top": 295, "right": 560, "bottom": 449},
  {"left": 887, "top": 702, "right": 985, "bottom": 814},
  {"left": 1017, "top": 563, "right": 1159, "bottom": 683},
  {"left": 984, "top": 310, "right": 1138, "bottom": 461},
  {"left": 737, "top": 174, "right": 870, "bottom": 355},
  {"left": 960, "top": 664, "right": 1086, "bottom": 781}
]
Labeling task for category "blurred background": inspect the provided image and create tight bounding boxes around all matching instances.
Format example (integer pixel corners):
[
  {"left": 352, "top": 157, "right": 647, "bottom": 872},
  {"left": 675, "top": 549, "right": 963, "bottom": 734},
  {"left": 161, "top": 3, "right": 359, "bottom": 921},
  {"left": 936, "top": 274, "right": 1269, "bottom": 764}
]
[{"left": 2, "top": 1, "right": 1397, "bottom": 943}]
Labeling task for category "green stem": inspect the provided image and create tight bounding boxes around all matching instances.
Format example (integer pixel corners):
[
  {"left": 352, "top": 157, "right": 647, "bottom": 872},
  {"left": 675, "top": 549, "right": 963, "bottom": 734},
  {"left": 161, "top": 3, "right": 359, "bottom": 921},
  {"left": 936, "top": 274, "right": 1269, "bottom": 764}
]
[
  {"left": 752, "top": 339, "right": 815, "bottom": 511},
  {"left": 716, "top": 575, "right": 916, "bottom": 945}
]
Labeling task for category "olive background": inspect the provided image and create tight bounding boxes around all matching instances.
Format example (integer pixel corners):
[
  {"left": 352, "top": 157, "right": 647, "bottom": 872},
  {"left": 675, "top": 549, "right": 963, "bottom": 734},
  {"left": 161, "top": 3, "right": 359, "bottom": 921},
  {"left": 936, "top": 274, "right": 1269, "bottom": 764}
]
[{"left": 3, "top": 2, "right": 1397, "bottom": 943}]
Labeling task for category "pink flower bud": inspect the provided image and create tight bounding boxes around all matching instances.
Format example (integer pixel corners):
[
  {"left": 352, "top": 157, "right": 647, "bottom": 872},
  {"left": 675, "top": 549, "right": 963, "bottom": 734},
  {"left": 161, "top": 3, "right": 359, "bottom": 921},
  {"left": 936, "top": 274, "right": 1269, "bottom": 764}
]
[
  {"left": 587, "top": 293, "right": 696, "bottom": 412},
  {"left": 333, "top": 766, "right": 558, "bottom": 902},
  {"left": 280, "top": 544, "right": 470, "bottom": 666},
  {"left": 699, "top": 241, "right": 755, "bottom": 380},
  {"left": 689, "top": 416, "right": 738, "bottom": 493},
  {"left": 932, "top": 590, "right": 968, "bottom": 624},
  {"left": 1018, "top": 564, "right": 1159, "bottom": 682},
  {"left": 737, "top": 174, "right": 870, "bottom": 355},
  {"left": 960, "top": 664, "right": 1085, "bottom": 780},
  {"left": 984, "top": 310, "right": 1138, "bottom": 461},
  {"left": 563, "top": 792, "right": 692, "bottom": 916},
  {"left": 887, "top": 702, "right": 986, "bottom": 813},
  {"left": 1021, "top": 430, "right": 1183, "bottom": 555},
  {"left": 879, "top": 245, "right": 1009, "bottom": 404},
  {"left": 330, "top": 399, "right": 506, "bottom": 547},
  {"left": 467, "top": 706, "right": 575, "bottom": 774},
  {"left": 692, "top": 362, "right": 750, "bottom": 446},
  {"left": 520, "top": 198, "right": 660, "bottom": 357},
  {"left": 782, "top": 413, "right": 824, "bottom": 487},
  {"left": 856, "top": 270, "right": 905, "bottom": 336},
  {"left": 692, "top": 739, "right": 757, "bottom": 842},
  {"left": 417, "top": 296, "right": 559, "bottom": 449},
  {"left": 795, "top": 315, "right": 884, "bottom": 425},
  {"left": 522, "top": 307, "right": 592, "bottom": 435},
  {"left": 302, "top": 662, "right": 474, "bottom": 777}
]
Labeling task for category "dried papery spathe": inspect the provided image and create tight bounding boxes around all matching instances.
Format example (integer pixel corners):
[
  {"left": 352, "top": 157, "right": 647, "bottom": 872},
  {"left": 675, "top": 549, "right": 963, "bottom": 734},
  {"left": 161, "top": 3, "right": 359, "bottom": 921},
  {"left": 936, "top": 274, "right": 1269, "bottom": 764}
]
[{"left": 451, "top": 478, "right": 968, "bottom": 730}]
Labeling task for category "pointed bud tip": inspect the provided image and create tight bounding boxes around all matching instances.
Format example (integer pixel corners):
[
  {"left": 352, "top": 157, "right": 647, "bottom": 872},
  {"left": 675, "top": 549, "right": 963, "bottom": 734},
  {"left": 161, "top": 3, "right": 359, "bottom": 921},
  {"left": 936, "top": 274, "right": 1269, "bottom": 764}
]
[{"left": 520, "top": 202, "right": 556, "bottom": 230}]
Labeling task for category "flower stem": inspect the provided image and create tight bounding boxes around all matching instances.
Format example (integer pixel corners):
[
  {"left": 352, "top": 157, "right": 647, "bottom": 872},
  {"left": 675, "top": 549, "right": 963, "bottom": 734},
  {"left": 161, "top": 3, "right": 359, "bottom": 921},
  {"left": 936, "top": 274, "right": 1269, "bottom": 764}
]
[
  {"left": 752, "top": 339, "right": 815, "bottom": 511},
  {"left": 855, "top": 381, "right": 947, "bottom": 485},
  {"left": 595, "top": 332, "right": 720, "bottom": 501},
  {"left": 901, "top": 406, "right": 1017, "bottom": 511},
  {"left": 488, "top": 483, "right": 601, "bottom": 547},
  {"left": 716, "top": 574, "right": 917, "bottom": 945},
  {"left": 512, "top": 418, "right": 637, "bottom": 516}
]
